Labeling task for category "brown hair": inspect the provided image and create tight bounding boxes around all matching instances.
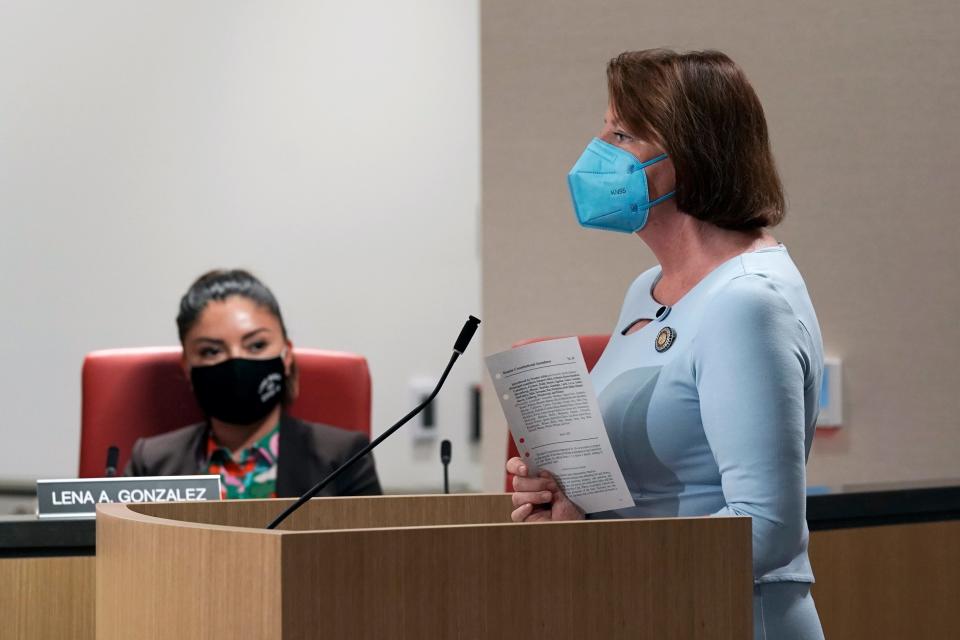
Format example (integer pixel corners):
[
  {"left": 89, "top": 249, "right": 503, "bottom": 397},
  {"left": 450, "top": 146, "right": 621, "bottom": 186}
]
[{"left": 607, "top": 49, "right": 785, "bottom": 229}]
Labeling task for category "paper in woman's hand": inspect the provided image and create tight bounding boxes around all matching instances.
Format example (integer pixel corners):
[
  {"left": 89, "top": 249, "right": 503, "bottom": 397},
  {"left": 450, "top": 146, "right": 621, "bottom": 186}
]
[{"left": 486, "top": 337, "right": 635, "bottom": 514}]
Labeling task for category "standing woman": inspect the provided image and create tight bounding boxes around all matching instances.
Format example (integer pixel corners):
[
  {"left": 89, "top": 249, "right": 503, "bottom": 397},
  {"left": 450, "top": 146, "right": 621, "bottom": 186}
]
[
  {"left": 507, "top": 50, "right": 824, "bottom": 639},
  {"left": 126, "top": 269, "right": 381, "bottom": 499}
]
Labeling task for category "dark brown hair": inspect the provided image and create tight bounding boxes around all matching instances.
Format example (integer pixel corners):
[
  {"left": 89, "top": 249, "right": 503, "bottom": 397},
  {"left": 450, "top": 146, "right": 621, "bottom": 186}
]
[
  {"left": 177, "top": 269, "right": 299, "bottom": 406},
  {"left": 607, "top": 49, "right": 785, "bottom": 229}
]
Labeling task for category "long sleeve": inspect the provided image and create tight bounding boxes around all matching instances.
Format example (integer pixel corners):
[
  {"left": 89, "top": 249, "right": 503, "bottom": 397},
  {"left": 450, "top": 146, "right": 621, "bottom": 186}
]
[{"left": 694, "top": 274, "right": 813, "bottom": 578}]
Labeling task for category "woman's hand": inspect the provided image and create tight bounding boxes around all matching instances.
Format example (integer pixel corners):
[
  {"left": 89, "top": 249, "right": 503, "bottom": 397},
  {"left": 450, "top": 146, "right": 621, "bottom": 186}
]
[{"left": 506, "top": 457, "right": 585, "bottom": 522}]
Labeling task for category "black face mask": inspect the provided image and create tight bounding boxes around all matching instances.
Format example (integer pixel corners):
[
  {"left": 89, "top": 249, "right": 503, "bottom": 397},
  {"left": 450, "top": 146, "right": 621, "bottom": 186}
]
[{"left": 190, "top": 356, "right": 286, "bottom": 426}]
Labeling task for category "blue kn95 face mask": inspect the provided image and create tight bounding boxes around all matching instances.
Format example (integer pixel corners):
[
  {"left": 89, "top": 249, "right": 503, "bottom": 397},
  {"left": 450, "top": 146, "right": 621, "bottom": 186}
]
[{"left": 567, "top": 137, "right": 676, "bottom": 233}]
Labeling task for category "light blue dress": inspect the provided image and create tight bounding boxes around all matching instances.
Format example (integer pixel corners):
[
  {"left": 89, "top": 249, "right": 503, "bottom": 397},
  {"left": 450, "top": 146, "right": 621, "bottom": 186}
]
[{"left": 589, "top": 245, "right": 825, "bottom": 639}]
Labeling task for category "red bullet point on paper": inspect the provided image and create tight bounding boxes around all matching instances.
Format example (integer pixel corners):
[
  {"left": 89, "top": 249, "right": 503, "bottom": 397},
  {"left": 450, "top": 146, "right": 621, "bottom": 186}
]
[
  {"left": 524, "top": 452, "right": 530, "bottom": 458},
  {"left": 519, "top": 438, "right": 525, "bottom": 443}
]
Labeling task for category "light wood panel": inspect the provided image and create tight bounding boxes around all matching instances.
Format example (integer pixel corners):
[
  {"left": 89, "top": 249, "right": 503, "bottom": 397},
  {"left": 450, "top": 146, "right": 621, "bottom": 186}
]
[
  {"left": 97, "top": 496, "right": 753, "bottom": 639},
  {"left": 0, "top": 556, "right": 94, "bottom": 640},
  {"left": 7, "top": 499, "right": 955, "bottom": 640},
  {"left": 809, "top": 520, "right": 960, "bottom": 640},
  {"left": 131, "top": 493, "right": 514, "bottom": 530},
  {"left": 280, "top": 516, "right": 751, "bottom": 640},
  {"left": 96, "top": 506, "right": 283, "bottom": 640}
]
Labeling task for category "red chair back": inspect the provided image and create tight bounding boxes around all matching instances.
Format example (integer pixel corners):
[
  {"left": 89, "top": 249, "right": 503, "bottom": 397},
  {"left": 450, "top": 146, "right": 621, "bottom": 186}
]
[
  {"left": 79, "top": 347, "right": 371, "bottom": 478},
  {"left": 505, "top": 335, "right": 610, "bottom": 490}
]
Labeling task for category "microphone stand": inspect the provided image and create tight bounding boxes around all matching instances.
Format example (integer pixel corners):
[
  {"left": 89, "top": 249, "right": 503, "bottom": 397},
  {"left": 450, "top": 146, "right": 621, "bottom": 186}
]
[{"left": 266, "top": 316, "right": 480, "bottom": 530}]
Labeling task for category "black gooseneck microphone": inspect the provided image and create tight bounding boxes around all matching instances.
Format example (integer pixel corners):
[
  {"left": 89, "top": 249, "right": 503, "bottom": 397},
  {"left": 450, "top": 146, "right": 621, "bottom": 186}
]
[
  {"left": 266, "top": 315, "right": 481, "bottom": 530},
  {"left": 105, "top": 446, "right": 120, "bottom": 477},
  {"left": 440, "top": 439, "right": 452, "bottom": 494}
]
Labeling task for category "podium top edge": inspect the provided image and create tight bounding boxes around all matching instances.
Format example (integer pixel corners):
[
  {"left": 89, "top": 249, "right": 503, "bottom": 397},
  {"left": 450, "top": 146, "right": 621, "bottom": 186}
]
[{"left": 96, "top": 496, "right": 750, "bottom": 537}]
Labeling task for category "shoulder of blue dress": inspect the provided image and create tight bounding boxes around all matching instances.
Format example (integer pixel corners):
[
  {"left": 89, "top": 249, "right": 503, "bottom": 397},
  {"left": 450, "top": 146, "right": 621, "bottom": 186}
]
[
  {"left": 699, "top": 273, "right": 805, "bottom": 341},
  {"left": 721, "top": 271, "right": 782, "bottom": 299},
  {"left": 737, "top": 244, "right": 795, "bottom": 276}
]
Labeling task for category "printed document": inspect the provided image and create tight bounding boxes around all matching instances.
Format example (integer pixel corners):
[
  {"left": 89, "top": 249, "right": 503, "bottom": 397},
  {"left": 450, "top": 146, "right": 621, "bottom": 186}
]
[{"left": 486, "top": 337, "right": 634, "bottom": 514}]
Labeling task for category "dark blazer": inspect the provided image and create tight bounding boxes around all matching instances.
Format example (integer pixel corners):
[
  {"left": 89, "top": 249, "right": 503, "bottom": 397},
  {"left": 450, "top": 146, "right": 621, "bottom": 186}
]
[{"left": 124, "top": 414, "right": 381, "bottom": 497}]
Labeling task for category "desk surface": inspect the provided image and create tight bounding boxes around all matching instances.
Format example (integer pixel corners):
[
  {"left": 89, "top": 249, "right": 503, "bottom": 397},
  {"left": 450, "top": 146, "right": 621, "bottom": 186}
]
[
  {"left": 2, "top": 480, "right": 959, "bottom": 558},
  {"left": 807, "top": 479, "right": 960, "bottom": 530}
]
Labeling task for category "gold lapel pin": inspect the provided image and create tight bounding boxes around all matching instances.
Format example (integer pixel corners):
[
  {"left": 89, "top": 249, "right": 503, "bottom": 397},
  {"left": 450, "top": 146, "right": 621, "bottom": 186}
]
[{"left": 655, "top": 327, "right": 676, "bottom": 353}]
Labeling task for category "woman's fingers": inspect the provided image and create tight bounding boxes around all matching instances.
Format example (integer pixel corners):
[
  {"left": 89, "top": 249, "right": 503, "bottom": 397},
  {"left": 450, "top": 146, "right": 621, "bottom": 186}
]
[
  {"left": 508, "top": 464, "right": 583, "bottom": 523},
  {"left": 505, "top": 456, "right": 529, "bottom": 477},
  {"left": 512, "top": 475, "right": 550, "bottom": 492},
  {"left": 510, "top": 502, "right": 533, "bottom": 522},
  {"left": 525, "top": 508, "right": 554, "bottom": 522},
  {"left": 511, "top": 490, "right": 553, "bottom": 509},
  {"left": 511, "top": 501, "right": 554, "bottom": 522}
]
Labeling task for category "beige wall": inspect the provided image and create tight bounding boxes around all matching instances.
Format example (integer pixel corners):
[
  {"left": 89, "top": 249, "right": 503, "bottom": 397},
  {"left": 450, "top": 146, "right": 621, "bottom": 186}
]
[{"left": 480, "top": 0, "right": 960, "bottom": 490}]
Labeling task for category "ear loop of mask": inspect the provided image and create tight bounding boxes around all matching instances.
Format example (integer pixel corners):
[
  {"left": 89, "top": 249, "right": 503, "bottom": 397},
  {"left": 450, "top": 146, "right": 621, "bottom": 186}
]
[
  {"left": 635, "top": 152, "right": 669, "bottom": 169},
  {"left": 643, "top": 190, "right": 676, "bottom": 209},
  {"left": 632, "top": 153, "right": 676, "bottom": 210}
]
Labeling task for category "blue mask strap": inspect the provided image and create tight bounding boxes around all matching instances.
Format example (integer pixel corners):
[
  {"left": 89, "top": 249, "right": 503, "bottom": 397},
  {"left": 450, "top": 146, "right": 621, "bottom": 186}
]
[
  {"left": 636, "top": 153, "right": 674, "bottom": 209},
  {"left": 646, "top": 190, "right": 676, "bottom": 208},
  {"left": 637, "top": 153, "right": 669, "bottom": 169}
]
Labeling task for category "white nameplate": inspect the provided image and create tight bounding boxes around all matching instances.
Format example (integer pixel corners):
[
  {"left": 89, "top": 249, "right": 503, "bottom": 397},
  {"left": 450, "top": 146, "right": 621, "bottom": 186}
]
[{"left": 36, "top": 475, "right": 221, "bottom": 519}]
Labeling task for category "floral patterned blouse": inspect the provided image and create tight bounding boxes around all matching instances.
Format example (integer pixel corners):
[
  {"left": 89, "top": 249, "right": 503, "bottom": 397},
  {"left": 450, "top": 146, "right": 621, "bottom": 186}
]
[{"left": 205, "top": 423, "right": 279, "bottom": 500}]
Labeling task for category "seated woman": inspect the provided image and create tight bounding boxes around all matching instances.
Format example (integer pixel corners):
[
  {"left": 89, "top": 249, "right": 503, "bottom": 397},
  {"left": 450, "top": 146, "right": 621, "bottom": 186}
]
[{"left": 125, "top": 269, "right": 381, "bottom": 499}]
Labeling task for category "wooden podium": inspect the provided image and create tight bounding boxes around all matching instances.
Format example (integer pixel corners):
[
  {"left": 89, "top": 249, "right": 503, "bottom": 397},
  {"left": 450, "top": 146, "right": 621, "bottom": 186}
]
[{"left": 96, "top": 495, "right": 751, "bottom": 639}]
